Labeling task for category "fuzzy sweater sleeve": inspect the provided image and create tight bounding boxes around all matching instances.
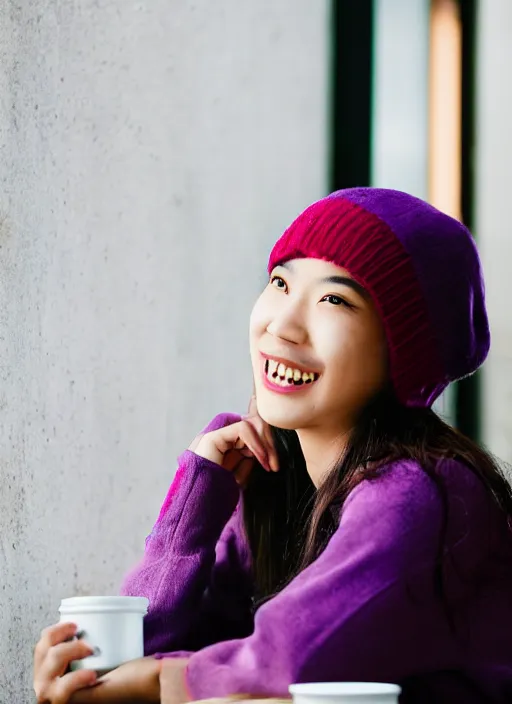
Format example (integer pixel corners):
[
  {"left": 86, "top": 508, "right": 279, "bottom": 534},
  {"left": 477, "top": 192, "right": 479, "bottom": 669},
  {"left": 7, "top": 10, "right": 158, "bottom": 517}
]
[{"left": 120, "top": 413, "right": 254, "bottom": 653}]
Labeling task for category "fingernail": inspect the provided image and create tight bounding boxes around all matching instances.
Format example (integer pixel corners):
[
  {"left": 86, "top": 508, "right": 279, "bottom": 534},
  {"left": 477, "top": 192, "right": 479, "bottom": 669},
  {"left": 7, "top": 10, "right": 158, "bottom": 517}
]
[
  {"left": 75, "top": 630, "right": 85, "bottom": 640},
  {"left": 92, "top": 646, "right": 101, "bottom": 656}
]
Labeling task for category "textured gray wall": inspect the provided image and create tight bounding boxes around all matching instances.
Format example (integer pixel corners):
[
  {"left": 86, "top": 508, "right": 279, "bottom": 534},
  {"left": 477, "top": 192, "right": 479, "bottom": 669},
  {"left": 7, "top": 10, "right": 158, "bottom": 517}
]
[
  {"left": 0, "top": 2, "right": 329, "bottom": 699},
  {"left": 476, "top": 0, "right": 512, "bottom": 470}
]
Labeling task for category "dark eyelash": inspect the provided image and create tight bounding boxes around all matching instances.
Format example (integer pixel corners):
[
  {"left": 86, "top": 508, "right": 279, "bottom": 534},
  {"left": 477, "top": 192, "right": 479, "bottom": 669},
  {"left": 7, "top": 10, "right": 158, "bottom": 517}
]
[
  {"left": 324, "top": 294, "right": 355, "bottom": 309},
  {"left": 270, "top": 275, "right": 286, "bottom": 288}
]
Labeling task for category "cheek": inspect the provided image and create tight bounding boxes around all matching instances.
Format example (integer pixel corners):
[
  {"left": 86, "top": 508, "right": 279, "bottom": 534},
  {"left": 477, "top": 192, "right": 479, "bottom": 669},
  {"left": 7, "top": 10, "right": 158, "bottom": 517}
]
[
  {"left": 349, "top": 318, "right": 388, "bottom": 385},
  {"left": 249, "top": 296, "right": 267, "bottom": 347},
  {"left": 320, "top": 317, "right": 387, "bottom": 383}
]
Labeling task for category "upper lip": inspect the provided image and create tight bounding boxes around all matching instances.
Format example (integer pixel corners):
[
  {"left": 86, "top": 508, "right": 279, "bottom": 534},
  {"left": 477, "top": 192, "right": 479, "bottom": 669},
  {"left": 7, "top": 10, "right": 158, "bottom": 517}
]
[{"left": 260, "top": 352, "right": 321, "bottom": 375}]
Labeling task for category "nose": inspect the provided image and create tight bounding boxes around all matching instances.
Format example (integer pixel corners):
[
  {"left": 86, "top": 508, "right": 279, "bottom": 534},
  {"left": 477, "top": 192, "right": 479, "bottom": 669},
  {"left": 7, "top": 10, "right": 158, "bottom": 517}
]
[{"left": 266, "top": 300, "right": 308, "bottom": 345}]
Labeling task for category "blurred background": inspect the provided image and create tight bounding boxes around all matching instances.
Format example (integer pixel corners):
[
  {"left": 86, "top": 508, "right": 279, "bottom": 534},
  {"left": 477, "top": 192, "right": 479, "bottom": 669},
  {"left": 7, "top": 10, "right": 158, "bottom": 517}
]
[{"left": 0, "top": 0, "right": 511, "bottom": 699}]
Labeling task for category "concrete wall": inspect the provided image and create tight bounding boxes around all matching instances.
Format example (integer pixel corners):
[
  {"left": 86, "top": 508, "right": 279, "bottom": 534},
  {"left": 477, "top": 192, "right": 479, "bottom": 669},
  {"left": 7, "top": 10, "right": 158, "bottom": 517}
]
[
  {"left": 475, "top": 0, "right": 512, "bottom": 468},
  {"left": 0, "top": 2, "right": 330, "bottom": 698}
]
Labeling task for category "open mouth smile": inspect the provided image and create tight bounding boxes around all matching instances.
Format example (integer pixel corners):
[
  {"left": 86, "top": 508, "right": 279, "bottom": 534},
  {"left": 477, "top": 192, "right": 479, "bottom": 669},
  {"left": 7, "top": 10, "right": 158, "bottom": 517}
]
[{"left": 261, "top": 356, "right": 320, "bottom": 393}]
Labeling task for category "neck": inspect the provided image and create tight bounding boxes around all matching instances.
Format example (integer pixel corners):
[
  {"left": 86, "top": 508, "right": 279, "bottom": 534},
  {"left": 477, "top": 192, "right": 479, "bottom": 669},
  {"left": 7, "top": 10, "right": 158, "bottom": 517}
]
[{"left": 296, "top": 425, "right": 351, "bottom": 488}]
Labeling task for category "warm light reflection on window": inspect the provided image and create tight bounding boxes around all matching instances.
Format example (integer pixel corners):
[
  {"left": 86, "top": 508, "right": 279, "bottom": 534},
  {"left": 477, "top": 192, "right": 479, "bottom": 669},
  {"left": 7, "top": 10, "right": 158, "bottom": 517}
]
[{"left": 428, "top": 0, "right": 462, "bottom": 219}]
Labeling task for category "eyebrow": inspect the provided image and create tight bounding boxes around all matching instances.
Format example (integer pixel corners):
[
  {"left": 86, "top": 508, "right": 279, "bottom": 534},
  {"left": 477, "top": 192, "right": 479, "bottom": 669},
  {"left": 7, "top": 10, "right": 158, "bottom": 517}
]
[
  {"left": 320, "top": 275, "right": 368, "bottom": 299},
  {"left": 278, "top": 261, "right": 368, "bottom": 300}
]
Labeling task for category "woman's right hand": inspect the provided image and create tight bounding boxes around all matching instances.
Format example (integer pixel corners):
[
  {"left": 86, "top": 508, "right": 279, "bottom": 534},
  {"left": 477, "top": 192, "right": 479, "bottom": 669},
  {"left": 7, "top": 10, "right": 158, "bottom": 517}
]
[
  {"left": 190, "top": 395, "right": 279, "bottom": 487},
  {"left": 33, "top": 622, "right": 97, "bottom": 703}
]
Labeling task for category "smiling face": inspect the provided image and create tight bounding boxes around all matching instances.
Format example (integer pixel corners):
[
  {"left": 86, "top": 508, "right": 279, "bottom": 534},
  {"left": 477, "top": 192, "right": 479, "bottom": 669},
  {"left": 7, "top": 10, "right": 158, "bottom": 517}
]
[{"left": 249, "top": 258, "right": 388, "bottom": 436}]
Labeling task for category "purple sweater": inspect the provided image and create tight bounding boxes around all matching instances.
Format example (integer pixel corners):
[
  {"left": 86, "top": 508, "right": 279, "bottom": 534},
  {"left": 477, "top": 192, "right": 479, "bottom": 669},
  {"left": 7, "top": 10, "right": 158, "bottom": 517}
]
[{"left": 121, "top": 414, "right": 512, "bottom": 702}]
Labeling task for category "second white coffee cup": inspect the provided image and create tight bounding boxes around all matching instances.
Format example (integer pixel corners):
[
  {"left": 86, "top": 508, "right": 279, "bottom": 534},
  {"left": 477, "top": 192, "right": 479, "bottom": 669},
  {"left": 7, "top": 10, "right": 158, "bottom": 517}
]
[
  {"left": 59, "top": 595, "right": 149, "bottom": 674},
  {"left": 289, "top": 682, "right": 401, "bottom": 704}
]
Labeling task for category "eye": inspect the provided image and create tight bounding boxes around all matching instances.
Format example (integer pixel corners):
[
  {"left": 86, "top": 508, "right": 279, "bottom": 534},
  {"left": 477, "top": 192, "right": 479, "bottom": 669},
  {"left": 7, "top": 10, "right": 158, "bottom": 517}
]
[
  {"left": 321, "top": 294, "right": 355, "bottom": 309},
  {"left": 270, "top": 275, "right": 288, "bottom": 292}
]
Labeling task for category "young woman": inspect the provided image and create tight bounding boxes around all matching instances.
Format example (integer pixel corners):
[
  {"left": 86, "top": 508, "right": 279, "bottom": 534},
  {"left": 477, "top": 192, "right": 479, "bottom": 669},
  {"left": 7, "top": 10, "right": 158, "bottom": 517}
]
[{"left": 34, "top": 188, "right": 512, "bottom": 703}]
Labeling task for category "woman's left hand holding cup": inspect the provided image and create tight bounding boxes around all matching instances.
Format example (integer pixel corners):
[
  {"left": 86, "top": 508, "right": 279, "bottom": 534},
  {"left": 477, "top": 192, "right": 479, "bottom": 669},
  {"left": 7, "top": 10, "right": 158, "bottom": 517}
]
[
  {"left": 33, "top": 622, "right": 98, "bottom": 703},
  {"left": 34, "top": 621, "right": 166, "bottom": 703}
]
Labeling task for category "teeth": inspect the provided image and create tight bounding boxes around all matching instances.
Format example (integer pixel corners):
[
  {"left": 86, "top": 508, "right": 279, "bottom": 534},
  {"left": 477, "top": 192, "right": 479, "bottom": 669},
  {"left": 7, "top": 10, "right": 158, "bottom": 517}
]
[
  {"left": 268, "top": 359, "right": 279, "bottom": 377},
  {"left": 265, "top": 359, "right": 318, "bottom": 387}
]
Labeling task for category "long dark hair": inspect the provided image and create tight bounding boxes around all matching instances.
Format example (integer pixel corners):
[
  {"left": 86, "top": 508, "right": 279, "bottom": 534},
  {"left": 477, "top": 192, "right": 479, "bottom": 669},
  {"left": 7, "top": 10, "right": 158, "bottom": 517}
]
[{"left": 243, "top": 387, "right": 512, "bottom": 603}]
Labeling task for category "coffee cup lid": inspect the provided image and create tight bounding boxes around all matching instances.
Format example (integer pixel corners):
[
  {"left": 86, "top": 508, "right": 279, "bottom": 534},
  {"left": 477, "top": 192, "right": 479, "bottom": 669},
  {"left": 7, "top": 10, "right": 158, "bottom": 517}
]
[
  {"left": 289, "top": 683, "right": 401, "bottom": 696},
  {"left": 59, "top": 596, "right": 149, "bottom": 614}
]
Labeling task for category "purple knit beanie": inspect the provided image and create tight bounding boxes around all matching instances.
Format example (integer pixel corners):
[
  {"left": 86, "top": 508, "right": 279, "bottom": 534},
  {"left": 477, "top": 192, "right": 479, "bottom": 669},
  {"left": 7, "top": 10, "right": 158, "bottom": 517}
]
[{"left": 268, "top": 187, "right": 490, "bottom": 408}]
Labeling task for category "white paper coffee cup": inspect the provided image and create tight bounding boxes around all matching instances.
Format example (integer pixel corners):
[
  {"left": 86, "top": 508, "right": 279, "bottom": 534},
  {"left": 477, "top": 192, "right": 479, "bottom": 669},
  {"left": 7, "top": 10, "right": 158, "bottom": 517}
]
[
  {"left": 59, "top": 596, "right": 149, "bottom": 674},
  {"left": 289, "top": 682, "right": 401, "bottom": 704}
]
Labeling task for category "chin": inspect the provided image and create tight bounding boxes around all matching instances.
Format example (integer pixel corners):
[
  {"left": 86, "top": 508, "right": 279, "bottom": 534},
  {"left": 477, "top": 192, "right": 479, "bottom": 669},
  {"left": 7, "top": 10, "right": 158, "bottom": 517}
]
[{"left": 256, "top": 397, "right": 310, "bottom": 431}]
